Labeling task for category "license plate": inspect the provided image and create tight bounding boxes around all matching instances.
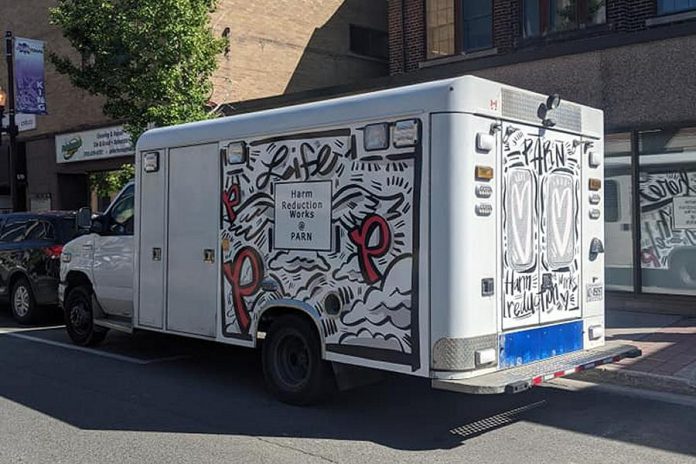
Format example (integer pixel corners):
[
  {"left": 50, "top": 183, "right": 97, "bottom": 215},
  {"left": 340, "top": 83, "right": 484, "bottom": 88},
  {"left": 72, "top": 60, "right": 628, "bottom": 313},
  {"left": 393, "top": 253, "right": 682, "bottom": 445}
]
[{"left": 586, "top": 283, "right": 604, "bottom": 302}]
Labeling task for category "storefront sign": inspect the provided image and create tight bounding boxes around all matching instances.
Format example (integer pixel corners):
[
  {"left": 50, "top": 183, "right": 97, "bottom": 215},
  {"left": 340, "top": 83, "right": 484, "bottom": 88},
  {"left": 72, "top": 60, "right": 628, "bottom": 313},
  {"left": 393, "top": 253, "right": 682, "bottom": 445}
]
[
  {"left": 274, "top": 181, "right": 332, "bottom": 250},
  {"left": 55, "top": 125, "right": 134, "bottom": 163},
  {"left": 14, "top": 37, "right": 47, "bottom": 114},
  {"left": 673, "top": 196, "right": 696, "bottom": 229},
  {"left": 1, "top": 113, "right": 36, "bottom": 132}
]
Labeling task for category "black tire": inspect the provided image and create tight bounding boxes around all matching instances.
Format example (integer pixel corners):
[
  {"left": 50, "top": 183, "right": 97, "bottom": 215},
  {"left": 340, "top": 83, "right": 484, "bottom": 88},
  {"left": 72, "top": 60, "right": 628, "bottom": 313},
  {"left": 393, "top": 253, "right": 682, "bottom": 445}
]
[
  {"left": 262, "top": 314, "right": 335, "bottom": 405},
  {"left": 64, "top": 286, "right": 108, "bottom": 347},
  {"left": 10, "top": 277, "right": 38, "bottom": 325}
]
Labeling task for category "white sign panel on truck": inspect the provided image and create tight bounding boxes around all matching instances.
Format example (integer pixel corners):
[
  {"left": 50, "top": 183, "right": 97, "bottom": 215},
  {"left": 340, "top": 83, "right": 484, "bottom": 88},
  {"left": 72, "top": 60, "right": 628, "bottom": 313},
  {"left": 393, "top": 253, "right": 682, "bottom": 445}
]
[
  {"left": 274, "top": 181, "right": 332, "bottom": 250},
  {"left": 55, "top": 125, "right": 134, "bottom": 163}
]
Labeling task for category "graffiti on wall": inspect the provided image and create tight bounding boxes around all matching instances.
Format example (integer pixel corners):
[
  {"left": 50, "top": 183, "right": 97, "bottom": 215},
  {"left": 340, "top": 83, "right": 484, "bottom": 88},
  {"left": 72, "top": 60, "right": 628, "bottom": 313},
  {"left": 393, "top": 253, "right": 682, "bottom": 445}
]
[
  {"left": 220, "top": 126, "right": 421, "bottom": 368},
  {"left": 639, "top": 170, "right": 696, "bottom": 269},
  {"left": 501, "top": 124, "right": 581, "bottom": 327}
]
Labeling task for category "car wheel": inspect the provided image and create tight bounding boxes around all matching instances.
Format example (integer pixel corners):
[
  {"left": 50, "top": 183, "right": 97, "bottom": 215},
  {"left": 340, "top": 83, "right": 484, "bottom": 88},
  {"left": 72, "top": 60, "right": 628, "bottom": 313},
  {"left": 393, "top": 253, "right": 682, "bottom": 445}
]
[
  {"left": 10, "top": 277, "right": 38, "bottom": 325},
  {"left": 64, "top": 286, "right": 107, "bottom": 347},
  {"left": 262, "top": 314, "right": 335, "bottom": 405}
]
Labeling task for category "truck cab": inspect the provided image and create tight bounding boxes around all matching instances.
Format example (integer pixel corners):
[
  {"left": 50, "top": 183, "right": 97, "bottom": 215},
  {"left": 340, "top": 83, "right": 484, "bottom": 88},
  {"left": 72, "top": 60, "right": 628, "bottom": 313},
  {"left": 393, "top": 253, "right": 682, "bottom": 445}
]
[{"left": 59, "top": 182, "right": 135, "bottom": 342}]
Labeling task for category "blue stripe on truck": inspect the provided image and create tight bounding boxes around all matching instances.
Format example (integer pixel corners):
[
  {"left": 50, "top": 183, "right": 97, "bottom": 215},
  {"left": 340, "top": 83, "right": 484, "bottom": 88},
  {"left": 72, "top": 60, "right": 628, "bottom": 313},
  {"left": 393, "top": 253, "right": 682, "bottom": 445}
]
[{"left": 499, "top": 320, "right": 584, "bottom": 369}]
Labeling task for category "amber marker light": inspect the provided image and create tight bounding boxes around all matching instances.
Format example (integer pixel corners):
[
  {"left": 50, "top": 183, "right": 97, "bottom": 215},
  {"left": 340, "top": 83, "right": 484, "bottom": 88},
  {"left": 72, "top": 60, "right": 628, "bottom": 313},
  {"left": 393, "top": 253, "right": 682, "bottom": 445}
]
[
  {"left": 589, "top": 178, "right": 602, "bottom": 191},
  {"left": 475, "top": 165, "right": 494, "bottom": 181}
]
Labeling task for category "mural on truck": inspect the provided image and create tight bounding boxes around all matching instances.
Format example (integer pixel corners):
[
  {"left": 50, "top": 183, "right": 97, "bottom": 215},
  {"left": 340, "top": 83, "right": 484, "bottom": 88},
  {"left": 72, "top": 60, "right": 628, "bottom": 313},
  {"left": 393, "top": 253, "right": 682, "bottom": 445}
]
[
  {"left": 219, "top": 125, "right": 422, "bottom": 369},
  {"left": 501, "top": 124, "right": 581, "bottom": 328},
  {"left": 639, "top": 170, "right": 696, "bottom": 270}
]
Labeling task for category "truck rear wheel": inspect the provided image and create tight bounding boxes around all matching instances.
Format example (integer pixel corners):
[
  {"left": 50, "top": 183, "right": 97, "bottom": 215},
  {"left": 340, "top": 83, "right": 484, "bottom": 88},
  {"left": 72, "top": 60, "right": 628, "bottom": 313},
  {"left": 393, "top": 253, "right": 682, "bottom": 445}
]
[
  {"left": 262, "top": 314, "right": 335, "bottom": 405},
  {"left": 64, "top": 286, "right": 107, "bottom": 347}
]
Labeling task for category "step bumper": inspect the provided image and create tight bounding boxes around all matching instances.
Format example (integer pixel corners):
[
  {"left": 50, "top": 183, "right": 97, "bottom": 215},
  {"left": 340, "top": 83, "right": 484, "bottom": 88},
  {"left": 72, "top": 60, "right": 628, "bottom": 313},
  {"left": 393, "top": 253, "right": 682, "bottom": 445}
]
[{"left": 432, "top": 343, "right": 641, "bottom": 395}]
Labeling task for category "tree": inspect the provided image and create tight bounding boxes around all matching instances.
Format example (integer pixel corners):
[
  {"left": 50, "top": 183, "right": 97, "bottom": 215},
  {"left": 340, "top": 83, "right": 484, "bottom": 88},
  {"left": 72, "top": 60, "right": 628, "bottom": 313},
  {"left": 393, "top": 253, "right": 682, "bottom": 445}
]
[
  {"left": 89, "top": 164, "right": 135, "bottom": 200},
  {"left": 49, "top": 0, "right": 226, "bottom": 142}
]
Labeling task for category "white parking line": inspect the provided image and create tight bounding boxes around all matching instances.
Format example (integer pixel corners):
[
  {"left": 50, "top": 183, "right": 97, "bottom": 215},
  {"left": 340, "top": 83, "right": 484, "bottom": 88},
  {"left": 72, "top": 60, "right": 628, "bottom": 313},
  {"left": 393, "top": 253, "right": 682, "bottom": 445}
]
[{"left": 1, "top": 330, "right": 190, "bottom": 365}]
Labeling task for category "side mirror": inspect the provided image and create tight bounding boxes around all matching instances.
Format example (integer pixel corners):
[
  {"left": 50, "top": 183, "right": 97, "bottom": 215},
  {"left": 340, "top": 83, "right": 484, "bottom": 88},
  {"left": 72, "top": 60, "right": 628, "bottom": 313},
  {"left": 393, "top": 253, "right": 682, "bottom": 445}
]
[
  {"left": 77, "top": 207, "right": 92, "bottom": 230},
  {"left": 90, "top": 216, "right": 106, "bottom": 235}
]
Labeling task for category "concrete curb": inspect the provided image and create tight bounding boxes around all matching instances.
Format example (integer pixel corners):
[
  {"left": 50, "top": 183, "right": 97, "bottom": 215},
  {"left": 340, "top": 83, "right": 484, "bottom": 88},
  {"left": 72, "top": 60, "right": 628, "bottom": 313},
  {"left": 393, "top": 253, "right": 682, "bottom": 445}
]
[{"left": 570, "top": 366, "right": 696, "bottom": 397}]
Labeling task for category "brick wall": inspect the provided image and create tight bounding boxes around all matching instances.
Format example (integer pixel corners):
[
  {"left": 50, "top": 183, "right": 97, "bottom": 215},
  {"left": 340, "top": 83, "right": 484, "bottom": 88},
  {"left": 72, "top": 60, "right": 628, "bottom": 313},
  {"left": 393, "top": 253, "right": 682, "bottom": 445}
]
[
  {"left": 493, "top": 0, "right": 521, "bottom": 52},
  {"left": 388, "top": 0, "right": 425, "bottom": 74},
  {"left": 212, "top": 0, "right": 388, "bottom": 104},
  {"left": 388, "top": 0, "right": 664, "bottom": 75},
  {"left": 608, "top": 0, "right": 656, "bottom": 32},
  {"left": 0, "top": 0, "right": 387, "bottom": 139}
]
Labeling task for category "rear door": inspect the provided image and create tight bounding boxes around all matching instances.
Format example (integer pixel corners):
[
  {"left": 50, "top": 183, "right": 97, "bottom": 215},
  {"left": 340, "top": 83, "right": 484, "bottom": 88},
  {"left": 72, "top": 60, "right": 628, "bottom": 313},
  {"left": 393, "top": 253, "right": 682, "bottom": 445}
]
[{"left": 501, "top": 122, "right": 582, "bottom": 330}]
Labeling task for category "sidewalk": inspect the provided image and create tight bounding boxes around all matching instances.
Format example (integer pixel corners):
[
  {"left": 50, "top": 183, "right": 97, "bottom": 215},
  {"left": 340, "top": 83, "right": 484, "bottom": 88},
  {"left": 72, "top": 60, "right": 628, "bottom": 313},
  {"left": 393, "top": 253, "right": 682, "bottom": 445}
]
[{"left": 574, "top": 309, "right": 696, "bottom": 395}]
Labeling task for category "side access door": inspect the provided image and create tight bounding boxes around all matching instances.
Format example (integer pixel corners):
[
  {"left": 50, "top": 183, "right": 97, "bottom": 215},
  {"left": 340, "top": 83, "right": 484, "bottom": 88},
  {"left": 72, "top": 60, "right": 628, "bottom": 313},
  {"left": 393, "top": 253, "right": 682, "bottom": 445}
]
[
  {"left": 501, "top": 122, "right": 582, "bottom": 330},
  {"left": 138, "top": 144, "right": 219, "bottom": 337}
]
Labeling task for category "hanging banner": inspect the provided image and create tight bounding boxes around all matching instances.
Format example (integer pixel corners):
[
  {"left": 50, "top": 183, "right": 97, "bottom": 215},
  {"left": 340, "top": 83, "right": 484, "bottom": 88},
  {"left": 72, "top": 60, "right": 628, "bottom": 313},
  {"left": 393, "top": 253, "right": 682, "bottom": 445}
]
[
  {"left": 56, "top": 125, "right": 134, "bottom": 163},
  {"left": 14, "top": 37, "right": 47, "bottom": 115}
]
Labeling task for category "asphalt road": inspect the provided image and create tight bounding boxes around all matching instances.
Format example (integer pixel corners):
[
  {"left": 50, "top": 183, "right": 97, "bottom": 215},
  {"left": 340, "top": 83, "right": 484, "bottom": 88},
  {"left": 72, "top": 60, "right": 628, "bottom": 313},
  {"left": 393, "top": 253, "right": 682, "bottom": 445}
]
[{"left": 0, "top": 310, "right": 695, "bottom": 464}]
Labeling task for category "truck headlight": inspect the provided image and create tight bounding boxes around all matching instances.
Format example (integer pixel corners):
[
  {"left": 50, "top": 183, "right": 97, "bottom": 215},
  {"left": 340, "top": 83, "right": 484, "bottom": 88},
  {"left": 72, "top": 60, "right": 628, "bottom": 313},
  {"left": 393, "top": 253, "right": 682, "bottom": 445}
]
[{"left": 61, "top": 251, "right": 72, "bottom": 263}]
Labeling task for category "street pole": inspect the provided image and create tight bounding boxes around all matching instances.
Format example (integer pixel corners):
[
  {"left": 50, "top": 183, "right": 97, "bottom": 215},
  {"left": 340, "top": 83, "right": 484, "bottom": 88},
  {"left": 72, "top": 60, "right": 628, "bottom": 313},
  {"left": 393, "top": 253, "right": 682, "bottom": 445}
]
[{"left": 4, "top": 31, "right": 19, "bottom": 212}]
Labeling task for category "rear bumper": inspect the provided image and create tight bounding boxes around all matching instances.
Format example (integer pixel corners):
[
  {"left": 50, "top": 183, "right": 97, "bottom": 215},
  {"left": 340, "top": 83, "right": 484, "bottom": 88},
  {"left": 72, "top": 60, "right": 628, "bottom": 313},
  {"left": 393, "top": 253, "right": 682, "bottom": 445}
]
[{"left": 432, "top": 343, "right": 641, "bottom": 395}]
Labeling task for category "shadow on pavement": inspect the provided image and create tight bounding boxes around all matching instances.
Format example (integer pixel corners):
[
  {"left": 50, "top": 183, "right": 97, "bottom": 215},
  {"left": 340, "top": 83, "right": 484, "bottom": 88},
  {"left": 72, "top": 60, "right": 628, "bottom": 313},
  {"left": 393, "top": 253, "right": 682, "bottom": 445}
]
[{"left": 0, "top": 314, "right": 695, "bottom": 457}]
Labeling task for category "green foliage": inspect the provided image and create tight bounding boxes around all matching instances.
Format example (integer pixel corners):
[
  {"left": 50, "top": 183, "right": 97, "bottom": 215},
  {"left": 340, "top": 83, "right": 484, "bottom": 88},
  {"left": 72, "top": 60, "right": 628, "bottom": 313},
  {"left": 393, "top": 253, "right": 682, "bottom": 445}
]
[
  {"left": 89, "top": 163, "right": 135, "bottom": 198},
  {"left": 558, "top": 0, "right": 605, "bottom": 30},
  {"left": 49, "top": 0, "right": 226, "bottom": 142}
]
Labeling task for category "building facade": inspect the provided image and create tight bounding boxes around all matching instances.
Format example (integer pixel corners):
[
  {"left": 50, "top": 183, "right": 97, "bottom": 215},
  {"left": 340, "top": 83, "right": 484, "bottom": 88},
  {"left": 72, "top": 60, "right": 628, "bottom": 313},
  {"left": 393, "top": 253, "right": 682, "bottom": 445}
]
[
  {"left": 388, "top": 0, "right": 696, "bottom": 305},
  {"left": 0, "top": 0, "right": 387, "bottom": 211}
]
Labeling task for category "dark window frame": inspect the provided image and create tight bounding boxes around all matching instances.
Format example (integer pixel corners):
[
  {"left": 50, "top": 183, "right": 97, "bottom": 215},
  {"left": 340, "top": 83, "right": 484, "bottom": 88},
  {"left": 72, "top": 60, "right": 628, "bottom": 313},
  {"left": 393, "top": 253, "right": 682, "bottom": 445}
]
[
  {"left": 522, "top": 0, "right": 607, "bottom": 39},
  {"left": 349, "top": 24, "right": 388, "bottom": 61},
  {"left": 425, "top": 0, "right": 494, "bottom": 60},
  {"left": 657, "top": 0, "right": 696, "bottom": 15}
]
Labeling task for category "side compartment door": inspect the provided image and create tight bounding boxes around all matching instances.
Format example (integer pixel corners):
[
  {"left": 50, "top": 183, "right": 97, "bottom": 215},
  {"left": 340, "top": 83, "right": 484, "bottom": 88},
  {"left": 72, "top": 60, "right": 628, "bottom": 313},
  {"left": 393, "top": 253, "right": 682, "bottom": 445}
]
[
  {"left": 138, "top": 151, "right": 167, "bottom": 328},
  {"left": 501, "top": 123, "right": 582, "bottom": 329},
  {"left": 166, "top": 144, "right": 219, "bottom": 337}
]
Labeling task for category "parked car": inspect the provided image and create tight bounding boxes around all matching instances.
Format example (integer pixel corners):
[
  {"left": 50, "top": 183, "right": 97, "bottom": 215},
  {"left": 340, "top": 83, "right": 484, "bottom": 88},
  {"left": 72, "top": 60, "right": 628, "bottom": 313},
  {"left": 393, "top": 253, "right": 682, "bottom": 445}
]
[{"left": 0, "top": 211, "right": 80, "bottom": 324}]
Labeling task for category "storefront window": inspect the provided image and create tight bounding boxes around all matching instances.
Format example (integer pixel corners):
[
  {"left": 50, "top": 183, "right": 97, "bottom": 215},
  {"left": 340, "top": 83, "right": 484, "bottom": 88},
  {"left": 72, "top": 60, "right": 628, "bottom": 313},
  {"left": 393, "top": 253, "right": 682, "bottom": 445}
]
[
  {"left": 604, "top": 133, "right": 634, "bottom": 292},
  {"left": 638, "top": 128, "right": 696, "bottom": 296},
  {"left": 523, "top": 0, "right": 606, "bottom": 37}
]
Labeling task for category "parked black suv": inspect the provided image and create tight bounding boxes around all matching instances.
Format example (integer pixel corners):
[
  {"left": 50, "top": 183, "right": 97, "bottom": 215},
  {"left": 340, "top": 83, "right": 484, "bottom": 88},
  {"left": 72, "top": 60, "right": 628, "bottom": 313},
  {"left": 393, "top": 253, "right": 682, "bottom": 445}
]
[{"left": 0, "top": 212, "right": 80, "bottom": 324}]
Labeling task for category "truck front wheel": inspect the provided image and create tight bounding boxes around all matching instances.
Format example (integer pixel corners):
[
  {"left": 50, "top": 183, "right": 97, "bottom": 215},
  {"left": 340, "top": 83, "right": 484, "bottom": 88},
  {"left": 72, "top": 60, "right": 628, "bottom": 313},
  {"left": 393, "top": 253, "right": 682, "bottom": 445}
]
[
  {"left": 262, "top": 314, "right": 335, "bottom": 405},
  {"left": 64, "top": 286, "right": 107, "bottom": 347}
]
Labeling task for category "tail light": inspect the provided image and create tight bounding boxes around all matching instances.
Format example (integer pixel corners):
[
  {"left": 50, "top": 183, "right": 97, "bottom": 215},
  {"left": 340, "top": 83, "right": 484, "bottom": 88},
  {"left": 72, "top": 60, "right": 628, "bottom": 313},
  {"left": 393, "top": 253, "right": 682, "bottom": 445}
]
[{"left": 43, "top": 244, "right": 64, "bottom": 258}]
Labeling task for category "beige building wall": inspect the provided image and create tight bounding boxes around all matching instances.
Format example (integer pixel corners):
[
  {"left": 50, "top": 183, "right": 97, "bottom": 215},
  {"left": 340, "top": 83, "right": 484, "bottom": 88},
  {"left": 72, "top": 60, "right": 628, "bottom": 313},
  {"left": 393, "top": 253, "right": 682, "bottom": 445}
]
[
  {"left": 210, "top": 0, "right": 388, "bottom": 104},
  {"left": 0, "top": 0, "right": 110, "bottom": 138},
  {"left": 0, "top": 0, "right": 387, "bottom": 138}
]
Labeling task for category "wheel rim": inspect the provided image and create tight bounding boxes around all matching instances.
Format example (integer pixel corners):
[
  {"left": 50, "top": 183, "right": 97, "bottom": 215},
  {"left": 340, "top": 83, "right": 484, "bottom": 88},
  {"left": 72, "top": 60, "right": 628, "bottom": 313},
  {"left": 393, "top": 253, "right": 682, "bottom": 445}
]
[
  {"left": 69, "top": 298, "right": 91, "bottom": 336},
  {"left": 13, "top": 285, "right": 30, "bottom": 318},
  {"left": 274, "top": 332, "right": 312, "bottom": 388}
]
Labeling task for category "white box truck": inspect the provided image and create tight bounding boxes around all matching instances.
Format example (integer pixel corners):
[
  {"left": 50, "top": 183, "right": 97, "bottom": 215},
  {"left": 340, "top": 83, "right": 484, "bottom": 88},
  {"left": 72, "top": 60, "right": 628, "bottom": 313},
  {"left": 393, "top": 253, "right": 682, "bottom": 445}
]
[{"left": 59, "top": 76, "right": 639, "bottom": 404}]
